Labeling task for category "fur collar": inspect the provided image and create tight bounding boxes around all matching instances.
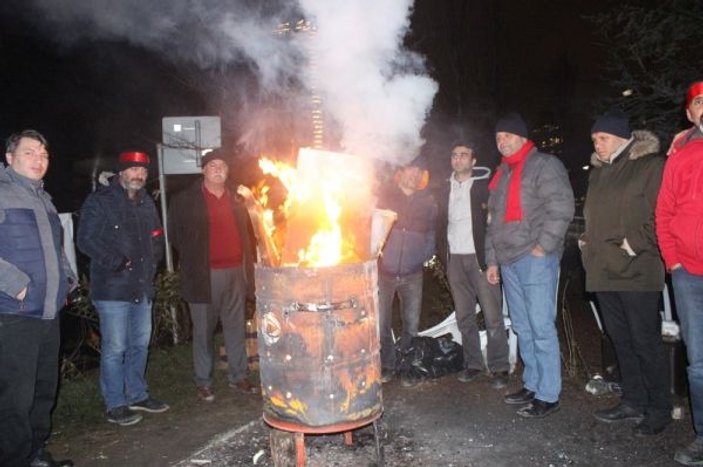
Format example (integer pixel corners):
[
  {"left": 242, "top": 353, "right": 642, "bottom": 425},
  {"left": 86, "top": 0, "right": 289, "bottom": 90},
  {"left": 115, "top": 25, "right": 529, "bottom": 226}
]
[{"left": 590, "top": 130, "right": 660, "bottom": 167}]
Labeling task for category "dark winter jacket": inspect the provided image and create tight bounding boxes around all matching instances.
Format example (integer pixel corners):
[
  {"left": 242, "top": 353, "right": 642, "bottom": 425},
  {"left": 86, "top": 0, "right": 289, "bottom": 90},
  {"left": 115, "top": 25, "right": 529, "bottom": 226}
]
[
  {"left": 77, "top": 177, "right": 164, "bottom": 302},
  {"left": 0, "top": 166, "right": 75, "bottom": 318},
  {"left": 167, "top": 180, "right": 255, "bottom": 303},
  {"left": 581, "top": 130, "right": 665, "bottom": 292},
  {"left": 486, "top": 147, "right": 574, "bottom": 266},
  {"left": 436, "top": 167, "right": 492, "bottom": 270},
  {"left": 377, "top": 182, "right": 437, "bottom": 276}
]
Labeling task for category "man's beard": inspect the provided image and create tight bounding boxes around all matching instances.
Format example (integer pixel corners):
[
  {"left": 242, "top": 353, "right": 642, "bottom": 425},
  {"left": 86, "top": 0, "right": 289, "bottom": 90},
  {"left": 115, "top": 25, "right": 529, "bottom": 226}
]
[{"left": 124, "top": 178, "right": 145, "bottom": 191}]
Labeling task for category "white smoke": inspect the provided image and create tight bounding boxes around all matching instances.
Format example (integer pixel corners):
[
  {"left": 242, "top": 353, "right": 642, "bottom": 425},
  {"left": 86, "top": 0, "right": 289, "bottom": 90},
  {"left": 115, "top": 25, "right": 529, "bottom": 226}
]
[{"left": 28, "top": 0, "right": 437, "bottom": 164}]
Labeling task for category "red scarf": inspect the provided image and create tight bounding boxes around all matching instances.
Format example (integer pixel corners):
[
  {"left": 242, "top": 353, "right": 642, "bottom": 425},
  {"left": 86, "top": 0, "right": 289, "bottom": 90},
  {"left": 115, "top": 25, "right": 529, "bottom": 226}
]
[{"left": 488, "top": 140, "right": 535, "bottom": 222}]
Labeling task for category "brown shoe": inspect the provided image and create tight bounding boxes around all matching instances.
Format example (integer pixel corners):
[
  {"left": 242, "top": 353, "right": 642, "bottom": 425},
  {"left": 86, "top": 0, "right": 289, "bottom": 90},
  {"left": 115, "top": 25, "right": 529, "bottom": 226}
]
[
  {"left": 196, "top": 385, "right": 215, "bottom": 402},
  {"left": 229, "top": 379, "right": 260, "bottom": 395}
]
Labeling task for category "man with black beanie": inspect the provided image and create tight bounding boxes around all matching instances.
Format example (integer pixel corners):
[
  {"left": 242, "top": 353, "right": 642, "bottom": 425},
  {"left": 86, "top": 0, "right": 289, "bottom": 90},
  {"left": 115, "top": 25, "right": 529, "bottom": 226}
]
[
  {"left": 486, "top": 112, "right": 574, "bottom": 418},
  {"left": 583, "top": 109, "right": 671, "bottom": 436}
]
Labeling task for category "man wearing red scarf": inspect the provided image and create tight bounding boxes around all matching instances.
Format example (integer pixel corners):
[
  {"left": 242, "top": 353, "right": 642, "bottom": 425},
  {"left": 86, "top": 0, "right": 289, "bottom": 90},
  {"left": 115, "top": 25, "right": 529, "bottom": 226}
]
[{"left": 485, "top": 113, "right": 574, "bottom": 419}]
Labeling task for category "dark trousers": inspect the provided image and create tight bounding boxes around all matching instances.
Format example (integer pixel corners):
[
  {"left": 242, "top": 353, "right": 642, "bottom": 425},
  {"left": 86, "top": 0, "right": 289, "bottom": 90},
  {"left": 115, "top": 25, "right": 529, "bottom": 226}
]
[
  {"left": 596, "top": 291, "right": 671, "bottom": 418},
  {"left": 447, "top": 254, "right": 509, "bottom": 372},
  {"left": 0, "top": 314, "right": 60, "bottom": 467},
  {"left": 189, "top": 267, "right": 248, "bottom": 386}
]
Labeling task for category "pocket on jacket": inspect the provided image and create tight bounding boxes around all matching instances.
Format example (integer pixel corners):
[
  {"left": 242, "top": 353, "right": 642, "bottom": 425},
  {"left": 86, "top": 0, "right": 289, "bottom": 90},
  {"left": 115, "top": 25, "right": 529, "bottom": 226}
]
[{"left": 604, "top": 244, "right": 638, "bottom": 280}]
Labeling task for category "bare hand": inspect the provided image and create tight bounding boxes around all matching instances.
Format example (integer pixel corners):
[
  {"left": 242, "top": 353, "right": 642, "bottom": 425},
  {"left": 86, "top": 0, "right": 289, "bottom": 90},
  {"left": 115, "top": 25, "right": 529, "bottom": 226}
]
[
  {"left": 531, "top": 245, "right": 545, "bottom": 257},
  {"left": 16, "top": 287, "right": 27, "bottom": 300},
  {"left": 486, "top": 265, "right": 500, "bottom": 285},
  {"left": 672, "top": 263, "right": 683, "bottom": 270}
]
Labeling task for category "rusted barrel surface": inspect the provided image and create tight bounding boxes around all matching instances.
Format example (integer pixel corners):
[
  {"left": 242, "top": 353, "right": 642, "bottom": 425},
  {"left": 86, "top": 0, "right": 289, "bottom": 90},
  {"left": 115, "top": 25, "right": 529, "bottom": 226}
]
[{"left": 255, "top": 259, "right": 383, "bottom": 432}]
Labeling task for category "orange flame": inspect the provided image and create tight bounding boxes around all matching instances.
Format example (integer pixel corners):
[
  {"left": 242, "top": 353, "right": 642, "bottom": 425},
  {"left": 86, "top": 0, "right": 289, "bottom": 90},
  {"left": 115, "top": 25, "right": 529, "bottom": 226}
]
[{"left": 257, "top": 156, "right": 357, "bottom": 267}]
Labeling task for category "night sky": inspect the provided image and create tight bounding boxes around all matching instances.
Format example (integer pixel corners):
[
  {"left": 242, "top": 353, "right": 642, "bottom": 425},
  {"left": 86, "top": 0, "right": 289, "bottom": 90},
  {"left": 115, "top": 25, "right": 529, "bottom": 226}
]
[{"left": 0, "top": 0, "right": 617, "bottom": 211}]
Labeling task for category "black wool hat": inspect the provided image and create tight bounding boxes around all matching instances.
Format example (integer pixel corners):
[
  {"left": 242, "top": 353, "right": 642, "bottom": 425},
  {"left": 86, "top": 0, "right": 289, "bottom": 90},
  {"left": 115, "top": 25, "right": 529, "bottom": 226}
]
[
  {"left": 201, "top": 148, "right": 228, "bottom": 167},
  {"left": 495, "top": 112, "right": 528, "bottom": 138},
  {"left": 591, "top": 109, "right": 631, "bottom": 139}
]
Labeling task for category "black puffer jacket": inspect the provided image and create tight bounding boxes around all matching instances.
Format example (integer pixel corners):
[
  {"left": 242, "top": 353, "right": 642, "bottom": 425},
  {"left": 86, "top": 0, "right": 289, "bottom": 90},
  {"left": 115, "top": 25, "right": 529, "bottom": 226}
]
[
  {"left": 77, "top": 177, "right": 164, "bottom": 302},
  {"left": 581, "top": 130, "right": 665, "bottom": 292},
  {"left": 167, "top": 180, "right": 255, "bottom": 303}
]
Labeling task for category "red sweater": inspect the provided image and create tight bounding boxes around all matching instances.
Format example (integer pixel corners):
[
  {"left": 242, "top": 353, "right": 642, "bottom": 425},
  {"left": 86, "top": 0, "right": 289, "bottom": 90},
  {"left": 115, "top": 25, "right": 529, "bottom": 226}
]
[
  {"left": 656, "top": 134, "right": 703, "bottom": 274},
  {"left": 203, "top": 187, "right": 242, "bottom": 269}
]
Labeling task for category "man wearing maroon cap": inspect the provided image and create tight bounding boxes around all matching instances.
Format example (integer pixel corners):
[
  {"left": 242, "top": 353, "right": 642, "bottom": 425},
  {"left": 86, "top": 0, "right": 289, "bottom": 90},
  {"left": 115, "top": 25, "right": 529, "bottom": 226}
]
[
  {"left": 168, "top": 149, "right": 257, "bottom": 402},
  {"left": 77, "top": 151, "right": 169, "bottom": 427},
  {"left": 656, "top": 80, "right": 703, "bottom": 465}
]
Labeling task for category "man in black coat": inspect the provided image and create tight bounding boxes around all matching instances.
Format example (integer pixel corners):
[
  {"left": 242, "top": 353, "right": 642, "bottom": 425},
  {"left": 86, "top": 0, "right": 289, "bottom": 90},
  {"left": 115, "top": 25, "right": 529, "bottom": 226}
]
[
  {"left": 78, "top": 151, "right": 169, "bottom": 427},
  {"left": 436, "top": 142, "right": 509, "bottom": 389},
  {"left": 168, "top": 149, "right": 257, "bottom": 402}
]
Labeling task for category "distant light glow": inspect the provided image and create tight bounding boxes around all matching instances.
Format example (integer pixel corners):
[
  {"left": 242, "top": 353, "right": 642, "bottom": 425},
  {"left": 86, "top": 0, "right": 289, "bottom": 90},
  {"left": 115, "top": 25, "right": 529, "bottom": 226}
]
[
  {"left": 582, "top": 165, "right": 590, "bottom": 171},
  {"left": 622, "top": 89, "right": 633, "bottom": 97}
]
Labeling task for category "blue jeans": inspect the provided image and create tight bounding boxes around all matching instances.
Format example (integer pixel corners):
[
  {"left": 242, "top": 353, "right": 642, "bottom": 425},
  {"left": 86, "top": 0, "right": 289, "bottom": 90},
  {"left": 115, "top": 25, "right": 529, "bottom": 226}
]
[
  {"left": 501, "top": 253, "right": 561, "bottom": 403},
  {"left": 94, "top": 298, "right": 153, "bottom": 410},
  {"left": 378, "top": 271, "right": 423, "bottom": 370},
  {"left": 672, "top": 267, "right": 703, "bottom": 439}
]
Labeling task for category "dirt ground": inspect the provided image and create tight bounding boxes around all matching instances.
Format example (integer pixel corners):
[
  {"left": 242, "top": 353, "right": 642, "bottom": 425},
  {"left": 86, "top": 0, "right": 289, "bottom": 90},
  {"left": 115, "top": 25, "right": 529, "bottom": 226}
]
[{"left": 49, "top": 276, "right": 696, "bottom": 467}]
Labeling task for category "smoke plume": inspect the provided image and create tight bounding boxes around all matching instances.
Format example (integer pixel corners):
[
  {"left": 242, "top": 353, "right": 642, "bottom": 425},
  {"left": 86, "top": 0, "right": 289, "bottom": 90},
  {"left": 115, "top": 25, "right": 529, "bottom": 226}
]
[{"left": 27, "top": 0, "right": 437, "bottom": 164}]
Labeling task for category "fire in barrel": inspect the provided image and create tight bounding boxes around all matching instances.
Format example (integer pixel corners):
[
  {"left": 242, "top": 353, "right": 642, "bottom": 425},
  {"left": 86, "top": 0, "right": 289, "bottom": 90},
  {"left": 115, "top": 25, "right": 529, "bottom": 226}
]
[{"left": 239, "top": 148, "right": 395, "bottom": 433}]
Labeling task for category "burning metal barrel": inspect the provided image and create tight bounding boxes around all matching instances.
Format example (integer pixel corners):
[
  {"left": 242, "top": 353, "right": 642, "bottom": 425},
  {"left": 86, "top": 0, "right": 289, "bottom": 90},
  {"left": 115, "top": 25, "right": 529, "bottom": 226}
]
[{"left": 255, "top": 259, "right": 383, "bottom": 433}]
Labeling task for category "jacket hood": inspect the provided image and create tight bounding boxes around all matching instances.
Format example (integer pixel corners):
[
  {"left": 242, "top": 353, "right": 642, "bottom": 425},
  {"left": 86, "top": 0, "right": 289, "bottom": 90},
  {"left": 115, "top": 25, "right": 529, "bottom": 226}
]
[
  {"left": 448, "top": 166, "right": 491, "bottom": 183},
  {"left": 590, "top": 129, "right": 660, "bottom": 168}
]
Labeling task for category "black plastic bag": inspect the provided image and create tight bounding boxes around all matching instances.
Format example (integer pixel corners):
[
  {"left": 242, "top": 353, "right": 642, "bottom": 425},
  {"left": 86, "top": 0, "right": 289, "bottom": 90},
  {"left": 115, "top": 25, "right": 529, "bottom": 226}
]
[{"left": 395, "top": 334, "right": 464, "bottom": 379}]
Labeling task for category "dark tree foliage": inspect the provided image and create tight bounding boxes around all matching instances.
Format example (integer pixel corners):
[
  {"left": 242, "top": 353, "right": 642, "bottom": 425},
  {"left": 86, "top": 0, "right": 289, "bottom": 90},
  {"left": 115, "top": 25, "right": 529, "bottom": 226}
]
[{"left": 589, "top": 0, "right": 703, "bottom": 141}]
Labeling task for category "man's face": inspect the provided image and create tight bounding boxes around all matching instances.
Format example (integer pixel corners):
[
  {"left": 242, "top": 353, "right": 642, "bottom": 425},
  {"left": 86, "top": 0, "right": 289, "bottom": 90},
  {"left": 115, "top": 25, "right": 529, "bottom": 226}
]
[
  {"left": 687, "top": 94, "right": 703, "bottom": 127},
  {"left": 119, "top": 166, "right": 147, "bottom": 191},
  {"left": 202, "top": 159, "right": 228, "bottom": 186},
  {"left": 591, "top": 132, "right": 627, "bottom": 161},
  {"left": 450, "top": 146, "right": 475, "bottom": 174},
  {"left": 495, "top": 132, "right": 526, "bottom": 157},
  {"left": 398, "top": 165, "right": 422, "bottom": 191},
  {"left": 6, "top": 137, "right": 49, "bottom": 181}
]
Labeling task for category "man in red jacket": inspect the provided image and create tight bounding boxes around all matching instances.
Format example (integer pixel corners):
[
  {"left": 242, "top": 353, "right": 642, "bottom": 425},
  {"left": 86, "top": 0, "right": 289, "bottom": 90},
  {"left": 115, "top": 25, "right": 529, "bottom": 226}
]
[{"left": 656, "top": 79, "right": 703, "bottom": 466}]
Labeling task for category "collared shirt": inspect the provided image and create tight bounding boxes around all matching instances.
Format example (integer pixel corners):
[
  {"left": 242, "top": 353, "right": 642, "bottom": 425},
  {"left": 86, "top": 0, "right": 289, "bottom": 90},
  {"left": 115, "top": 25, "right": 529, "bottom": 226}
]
[
  {"left": 602, "top": 137, "right": 634, "bottom": 164},
  {"left": 203, "top": 186, "right": 242, "bottom": 269},
  {"left": 447, "top": 173, "right": 475, "bottom": 254}
]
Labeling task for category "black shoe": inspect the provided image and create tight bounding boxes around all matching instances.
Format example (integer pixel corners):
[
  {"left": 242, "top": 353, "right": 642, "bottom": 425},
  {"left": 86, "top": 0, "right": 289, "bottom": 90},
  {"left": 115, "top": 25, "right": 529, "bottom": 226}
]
[
  {"left": 593, "top": 403, "right": 644, "bottom": 423},
  {"left": 128, "top": 397, "right": 170, "bottom": 413},
  {"left": 491, "top": 371, "right": 509, "bottom": 389},
  {"left": 504, "top": 388, "right": 535, "bottom": 405},
  {"left": 633, "top": 416, "right": 671, "bottom": 437},
  {"left": 457, "top": 368, "right": 483, "bottom": 383},
  {"left": 674, "top": 438, "right": 703, "bottom": 465},
  {"left": 517, "top": 399, "right": 560, "bottom": 419},
  {"left": 29, "top": 449, "right": 74, "bottom": 467},
  {"left": 381, "top": 368, "right": 395, "bottom": 384},
  {"left": 106, "top": 406, "right": 143, "bottom": 426},
  {"left": 400, "top": 373, "right": 420, "bottom": 388}
]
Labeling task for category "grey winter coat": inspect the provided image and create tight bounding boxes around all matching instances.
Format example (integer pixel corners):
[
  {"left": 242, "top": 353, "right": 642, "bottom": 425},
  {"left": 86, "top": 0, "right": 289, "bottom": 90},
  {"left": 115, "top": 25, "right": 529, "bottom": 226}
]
[
  {"left": 486, "top": 147, "right": 575, "bottom": 266},
  {"left": 0, "top": 166, "right": 75, "bottom": 318},
  {"left": 581, "top": 130, "right": 665, "bottom": 292}
]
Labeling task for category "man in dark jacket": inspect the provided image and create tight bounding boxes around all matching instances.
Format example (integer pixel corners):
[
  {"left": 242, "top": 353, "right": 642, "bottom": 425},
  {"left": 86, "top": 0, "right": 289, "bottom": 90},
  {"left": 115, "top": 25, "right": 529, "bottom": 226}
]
[
  {"left": 377, "top": 155, "right": 437, "bottom": 387},
  {"left": 436, "top": 142, "right": 509, "bottom": 388},
  {"left": 0, "top": 130, "right": 76, "bottom": 467},
  {"left": 168, "top": 149, "right": 258, "bottom": 402},
  {"left": 486, "top": 113, "right": 574, "bottom": 419},
  {"left": 77, "top": 151, "right": 168, "bottom": 427},
  {"left": 583, "top": 110, "right": 670, "bottom": 436}
]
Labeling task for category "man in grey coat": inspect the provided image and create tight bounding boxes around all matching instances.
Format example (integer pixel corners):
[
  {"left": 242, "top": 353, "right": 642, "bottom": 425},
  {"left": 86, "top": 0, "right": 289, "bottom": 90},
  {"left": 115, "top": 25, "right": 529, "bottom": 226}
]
[{"left": 486, "top": 113, "right": 574, "bottom": 418}]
